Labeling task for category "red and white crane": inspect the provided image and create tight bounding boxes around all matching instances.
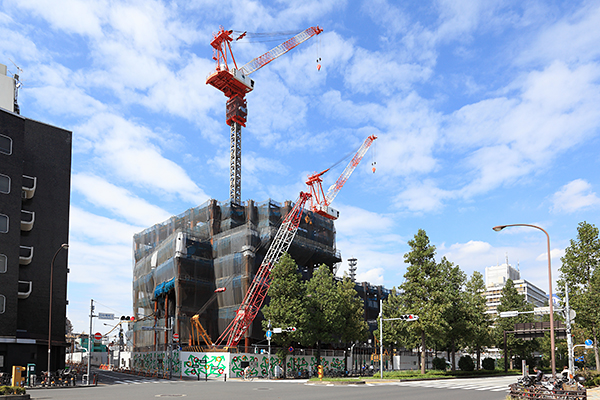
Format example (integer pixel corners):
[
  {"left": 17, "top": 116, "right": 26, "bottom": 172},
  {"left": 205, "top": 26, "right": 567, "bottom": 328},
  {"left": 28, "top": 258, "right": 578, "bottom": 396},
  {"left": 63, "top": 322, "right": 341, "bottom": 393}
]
[
  {"left": 306, "top": 134, "right": 378, "bottom": 220},
  {"left": 216, "top": 135, "right": 377, "bottom": 348},
  {"left": 206, "top": 26, "right": 323, "bottom": 204}
]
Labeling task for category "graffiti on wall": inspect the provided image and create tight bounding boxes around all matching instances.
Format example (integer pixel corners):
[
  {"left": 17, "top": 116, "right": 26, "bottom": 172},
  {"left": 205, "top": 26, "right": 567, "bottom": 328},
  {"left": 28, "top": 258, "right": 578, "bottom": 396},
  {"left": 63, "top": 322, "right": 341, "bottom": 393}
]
[
  {"left": 132, "top": 351, "right": 180, "bottom": 375},
  {"left": 183, "top": 354, "right": 227, "bottom": 378}
]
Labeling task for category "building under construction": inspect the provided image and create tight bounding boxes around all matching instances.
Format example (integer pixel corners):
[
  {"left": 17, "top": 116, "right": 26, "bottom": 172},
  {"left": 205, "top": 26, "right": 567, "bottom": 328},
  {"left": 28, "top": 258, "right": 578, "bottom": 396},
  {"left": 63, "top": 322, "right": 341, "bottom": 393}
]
[{"left": 132, "top": 198, "right": 341, "bottom": 352}]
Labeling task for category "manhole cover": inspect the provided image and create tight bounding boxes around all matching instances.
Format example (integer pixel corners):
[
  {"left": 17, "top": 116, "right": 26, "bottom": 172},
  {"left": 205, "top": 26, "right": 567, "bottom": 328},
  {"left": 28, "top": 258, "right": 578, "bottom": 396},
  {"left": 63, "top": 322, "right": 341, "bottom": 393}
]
[
  {"left": 155, "top": 395, "right": 187, "bottom": 397},
  {"left": 253, "top": 388, "right": 272, "bottom": 391}
]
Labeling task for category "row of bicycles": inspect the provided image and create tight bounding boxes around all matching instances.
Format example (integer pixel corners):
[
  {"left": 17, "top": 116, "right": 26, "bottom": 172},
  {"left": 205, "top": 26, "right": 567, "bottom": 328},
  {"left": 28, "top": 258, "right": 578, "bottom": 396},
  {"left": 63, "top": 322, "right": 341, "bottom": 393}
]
[
  {"left": 40, "top": 369, "right": 78, "bottom": 387},
  {"left": 511, "top": 374, "right": 587, "bottom": 399}
]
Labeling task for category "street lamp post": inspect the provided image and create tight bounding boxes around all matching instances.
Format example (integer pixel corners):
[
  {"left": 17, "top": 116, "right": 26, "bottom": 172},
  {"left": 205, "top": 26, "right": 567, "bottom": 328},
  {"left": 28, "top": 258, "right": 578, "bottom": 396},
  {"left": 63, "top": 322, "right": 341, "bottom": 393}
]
[
  {"left": 492, "top": 224, "right": 555, "bottom": 377},
  {"left": 48, "top": 243, "right": 69, "bottom": 379}
]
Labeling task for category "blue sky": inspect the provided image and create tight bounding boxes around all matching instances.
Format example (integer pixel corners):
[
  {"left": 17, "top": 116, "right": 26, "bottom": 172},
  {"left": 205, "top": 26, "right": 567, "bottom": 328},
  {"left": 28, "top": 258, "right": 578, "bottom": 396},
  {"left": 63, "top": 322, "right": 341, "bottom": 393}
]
[{"left": 2, "top": 0, "right": 600, "bottom": 335}]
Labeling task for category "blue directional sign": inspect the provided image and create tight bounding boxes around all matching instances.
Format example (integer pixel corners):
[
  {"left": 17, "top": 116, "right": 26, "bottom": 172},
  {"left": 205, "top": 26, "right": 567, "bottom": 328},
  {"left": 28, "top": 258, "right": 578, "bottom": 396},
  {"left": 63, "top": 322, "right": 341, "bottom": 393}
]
[
  {"left": 585, "top": 339, "right": 593, "bottom": 346},
  {"left": 266, "top": 330, "right": 272, "bottom": 339}
]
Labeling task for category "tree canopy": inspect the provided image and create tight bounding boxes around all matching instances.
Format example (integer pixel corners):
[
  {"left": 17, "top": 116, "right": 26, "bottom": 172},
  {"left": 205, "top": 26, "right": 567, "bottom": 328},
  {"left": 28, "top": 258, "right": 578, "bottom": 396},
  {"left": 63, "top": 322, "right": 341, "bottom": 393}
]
[{"left": 558, "top": 221, "right": 600, "bottom": 370}]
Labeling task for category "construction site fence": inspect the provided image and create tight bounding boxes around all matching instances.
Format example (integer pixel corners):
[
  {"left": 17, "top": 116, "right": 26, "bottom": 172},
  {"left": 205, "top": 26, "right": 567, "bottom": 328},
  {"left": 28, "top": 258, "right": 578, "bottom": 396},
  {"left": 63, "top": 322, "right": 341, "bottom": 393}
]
[{"left": 131, "top": 350, "right": 349, "bottom": 379}]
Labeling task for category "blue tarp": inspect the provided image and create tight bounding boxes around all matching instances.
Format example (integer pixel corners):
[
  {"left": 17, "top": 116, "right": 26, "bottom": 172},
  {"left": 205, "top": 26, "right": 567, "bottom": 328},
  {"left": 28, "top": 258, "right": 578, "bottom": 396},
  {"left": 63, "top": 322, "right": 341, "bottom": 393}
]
[{"left": 153, "top": 277, "right": 175, "bottom": 299}]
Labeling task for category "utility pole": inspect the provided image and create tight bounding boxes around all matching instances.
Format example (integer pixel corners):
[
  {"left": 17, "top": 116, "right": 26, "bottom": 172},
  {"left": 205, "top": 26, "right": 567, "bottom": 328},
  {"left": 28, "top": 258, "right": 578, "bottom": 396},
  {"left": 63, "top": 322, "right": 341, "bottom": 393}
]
[
  {"left": 267, "top": 319, "right": 272, "bottom": 380},
  {"left": 118, "top": 322, "right": 123, "bottom": 370},
  {"left": 87, "top": 299, "right": 94, "bottom": 385},
  {"left": 379, "top": 299, "right": 383, "bottom": 379},
  {"left": 565, "top": 285, "right": 574, "bottom": 375}
]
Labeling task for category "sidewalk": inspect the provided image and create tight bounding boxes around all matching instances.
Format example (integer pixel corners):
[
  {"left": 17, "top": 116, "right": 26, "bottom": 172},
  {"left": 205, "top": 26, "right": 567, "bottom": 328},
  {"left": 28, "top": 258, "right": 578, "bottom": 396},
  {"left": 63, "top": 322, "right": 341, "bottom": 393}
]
[{"left": 588, "top": 387, "right": 600, "bottom": 400}]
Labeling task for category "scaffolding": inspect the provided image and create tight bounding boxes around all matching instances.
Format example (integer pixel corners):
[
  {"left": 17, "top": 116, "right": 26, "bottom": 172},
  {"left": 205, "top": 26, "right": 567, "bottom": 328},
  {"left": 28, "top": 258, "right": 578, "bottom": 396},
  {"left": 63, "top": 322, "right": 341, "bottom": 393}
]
[{"left": 132, "top": 199, "right": 340, "bottom": 352}]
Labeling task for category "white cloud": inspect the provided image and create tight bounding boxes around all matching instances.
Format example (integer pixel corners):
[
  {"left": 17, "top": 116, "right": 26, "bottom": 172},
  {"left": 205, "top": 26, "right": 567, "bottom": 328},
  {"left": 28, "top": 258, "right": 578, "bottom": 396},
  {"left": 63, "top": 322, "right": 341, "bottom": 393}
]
[
  {"left": 8, "top": 0, "right": 107, "bottom": 38},
  {"left": 355, "top": 267, "right": 385, "bottom": 285},
  {"left": 394, "top": 180, "right": 452, "bottom": 213},
  {"left": 439, "top": 61, "right": 600, "bottom": 201},
  {"left": 70, "top": 206, "right": 143, "bottom": 244},
  {"left": 519, "top": 2, "right": 600, "bottom": 66},
  {"left": 76, "top": 113, "right": 210, "bottom": 204},
  {"left": 334, "top": 204, "right": 394, "bottom": 233},
  {"left": 551, "top": 179, "right": 600, "bottom": 214},
  {"left": 535, "top": 248, "right": 565, "bottom": 263},
  {"left": 345, "top": 48, "right": 431, "bottom": 95},
  {"left": 72, "top": 173, "right": 173, "bottom": 226}
]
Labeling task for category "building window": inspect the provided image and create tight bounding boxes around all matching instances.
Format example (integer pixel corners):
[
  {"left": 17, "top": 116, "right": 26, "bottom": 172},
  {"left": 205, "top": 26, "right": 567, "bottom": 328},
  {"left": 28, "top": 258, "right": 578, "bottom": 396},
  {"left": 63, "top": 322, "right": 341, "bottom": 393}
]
[
  {"left": 0, "top": 295, "right": 5, "bottom": 313},
  {"left": 0, "top": 174, "right": 10, "bottom": 194},
  {"left": 0, "top": 134, "right": 11, "bottom": 155},
  {"left": 0, "top": 214, "right": 8, "bottom": 233},
  {"left": 0, "top": 254, "right": 5, "bottom": 273}
]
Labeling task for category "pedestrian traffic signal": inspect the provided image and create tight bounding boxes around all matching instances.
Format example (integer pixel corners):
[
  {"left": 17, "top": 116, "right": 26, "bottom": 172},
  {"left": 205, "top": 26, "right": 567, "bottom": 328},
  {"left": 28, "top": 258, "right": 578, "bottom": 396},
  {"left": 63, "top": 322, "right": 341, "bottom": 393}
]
[{"left": 399, "top": 314, "right": 418, "bottom": 321}]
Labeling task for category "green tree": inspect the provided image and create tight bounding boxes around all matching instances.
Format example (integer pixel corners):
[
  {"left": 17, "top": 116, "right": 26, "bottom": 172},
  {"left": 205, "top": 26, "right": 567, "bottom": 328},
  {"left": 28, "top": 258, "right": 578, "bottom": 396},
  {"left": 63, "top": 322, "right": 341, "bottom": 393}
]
[
  {"left": 336, "top": 276, "right": 369, "bottom": 343},
  {"left": 399, "top": 229, "right": 448, "bottom": 374},
  {"left": 301, "top": 264, "right": 341, "bottom": 366},
  {"left": 494, "top": 279, "right": 535, "bottom": 368},
  {"left": 558, "top": 221, "right": 600, "bottom": 370},
  {"left": 464, "top": 271, "right": 492, "bottom": 369},
  {"left": 261, "top": 253, "right": 305, "bottom": 372},
  {"left": 438, "top": 257, "right": 467, "bottom": 371}
]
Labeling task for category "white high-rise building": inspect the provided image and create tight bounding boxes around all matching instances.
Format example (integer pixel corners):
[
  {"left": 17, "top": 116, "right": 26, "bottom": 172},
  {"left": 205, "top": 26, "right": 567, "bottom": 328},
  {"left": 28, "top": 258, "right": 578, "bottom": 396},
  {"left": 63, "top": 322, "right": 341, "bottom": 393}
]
[{"left": 484, "top": 263, "right": 547, "bottom": 314}]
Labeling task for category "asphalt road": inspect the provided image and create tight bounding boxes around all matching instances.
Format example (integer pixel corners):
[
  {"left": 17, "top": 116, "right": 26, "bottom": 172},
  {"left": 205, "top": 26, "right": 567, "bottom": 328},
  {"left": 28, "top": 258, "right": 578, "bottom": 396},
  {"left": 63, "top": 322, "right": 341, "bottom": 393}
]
[{"left": 27, "top": 372, "right": 511, "bottom": 400}]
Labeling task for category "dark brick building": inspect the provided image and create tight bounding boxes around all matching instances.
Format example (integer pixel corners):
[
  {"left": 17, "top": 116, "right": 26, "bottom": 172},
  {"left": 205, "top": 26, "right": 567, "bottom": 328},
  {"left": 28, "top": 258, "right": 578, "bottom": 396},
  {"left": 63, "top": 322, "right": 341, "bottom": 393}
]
[{"left": 0, "top": 106, "right": 71, "bottom": 374}]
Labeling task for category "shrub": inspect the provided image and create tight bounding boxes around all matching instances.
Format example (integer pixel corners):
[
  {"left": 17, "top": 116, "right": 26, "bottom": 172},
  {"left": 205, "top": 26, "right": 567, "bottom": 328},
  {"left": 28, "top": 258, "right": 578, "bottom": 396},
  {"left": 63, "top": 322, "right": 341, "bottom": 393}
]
[
  {"left": 0, "top": 386, "right": 15, "bottom": 395},
  {"left": 432, "top": 357, "right": 447, "bottom": 370},
  {"left": 482, "top": 357, "right": 495, "bottom": 371},
  {"left": 15, "top": 386, "right": 26, "bottom": 394},
  {"left": 458, "top": 355, "right": 475, "bottom": 372},
  {"left": 578, "top": 370, "right": 600, "bottom": 387}
]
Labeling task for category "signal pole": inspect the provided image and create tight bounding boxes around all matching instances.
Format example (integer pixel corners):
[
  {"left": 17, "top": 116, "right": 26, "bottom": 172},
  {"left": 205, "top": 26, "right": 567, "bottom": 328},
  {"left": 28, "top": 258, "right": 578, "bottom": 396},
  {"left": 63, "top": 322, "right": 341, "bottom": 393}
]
[{"left": 379, "top": 299, "right": 419, "bottom": 379}]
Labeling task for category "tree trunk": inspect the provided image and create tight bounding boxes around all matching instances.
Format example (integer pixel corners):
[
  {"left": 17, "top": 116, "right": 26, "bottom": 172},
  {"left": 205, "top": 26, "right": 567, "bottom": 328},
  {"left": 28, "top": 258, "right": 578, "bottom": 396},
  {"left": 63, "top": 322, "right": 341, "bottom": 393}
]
[
  {"left": 451, "top": 340, "right": 456, "bottom": 372},
  {"left": 421, "top": 330, "right": 426, "bottom": 374},
  {"left": 594, "top": 332, "right": 600, "bottom": 372},
  {"left": 317, "top": 340, "right": 321, "bottom": 368},
  {"left": 476, "top": 344, "right": 481, "bottom": 370}
]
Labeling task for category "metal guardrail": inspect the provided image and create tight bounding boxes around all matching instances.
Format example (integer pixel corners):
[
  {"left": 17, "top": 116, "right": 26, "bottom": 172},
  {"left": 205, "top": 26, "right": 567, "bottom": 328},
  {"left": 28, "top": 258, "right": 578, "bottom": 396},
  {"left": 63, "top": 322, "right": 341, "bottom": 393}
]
[{"left": 509, "top": 383, "right": 587, "bottom": 399}]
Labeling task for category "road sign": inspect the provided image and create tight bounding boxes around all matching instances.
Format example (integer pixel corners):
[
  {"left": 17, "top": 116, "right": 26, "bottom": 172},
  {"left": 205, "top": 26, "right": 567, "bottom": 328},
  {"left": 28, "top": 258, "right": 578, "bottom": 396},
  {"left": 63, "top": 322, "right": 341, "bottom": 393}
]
[
  {"left": 585, "top": 339, "right": 593, "bottom": 346},
  {"left": 272, "top": 328, "right": 282, "bottom": 334},
  {"left": 173, "top": 333, "right": 179, "bottom": 342},
  {"left": 266, "top": 330, "right": 272, "bottom": 339},
  {"left": 288, "top": 346, "right": 294, "bottom": 352},
  {"left": 98, "top": 312, "right": 114, "bottom": 320},
  {"left": 94, "top": 332, "right": 102, "bottom": 340},
  {"left": 500, "top": 311, "right": 519, "bottom": 318}
]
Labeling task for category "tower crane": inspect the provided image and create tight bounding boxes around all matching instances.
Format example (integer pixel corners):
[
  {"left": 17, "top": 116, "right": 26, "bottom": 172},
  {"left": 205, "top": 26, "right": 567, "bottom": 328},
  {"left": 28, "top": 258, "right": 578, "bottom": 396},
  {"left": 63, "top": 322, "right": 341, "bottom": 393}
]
[
  {"left": 306, "top": 134, "right": 377, "bottom": 220},
  {"left": 206, "top": 26, "right": 323, "bottom": 204},
  {"left": 216, "top": 135, "right": 377, "bottom": 347}
]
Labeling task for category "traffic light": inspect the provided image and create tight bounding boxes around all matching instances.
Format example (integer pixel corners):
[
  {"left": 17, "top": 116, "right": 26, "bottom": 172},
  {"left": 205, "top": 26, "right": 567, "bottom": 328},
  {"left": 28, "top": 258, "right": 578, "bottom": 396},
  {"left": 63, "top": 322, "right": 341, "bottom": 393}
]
[
  {"left": 399, "top": 314, "right": 418, "bottom": 321},
  {"left": 120, "top": 316, "right": 134, "bottom": 321}
]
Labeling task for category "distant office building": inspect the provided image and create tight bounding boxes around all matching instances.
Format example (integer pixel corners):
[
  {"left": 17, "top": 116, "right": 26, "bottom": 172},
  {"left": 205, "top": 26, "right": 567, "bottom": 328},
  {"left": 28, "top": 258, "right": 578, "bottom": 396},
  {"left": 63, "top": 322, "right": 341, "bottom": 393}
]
[
  {"left": 0, "top": 73, "right": 72, "bottom": 373},
  {"left": 484, "top": 263, "right": 547, "bottom": 314}
]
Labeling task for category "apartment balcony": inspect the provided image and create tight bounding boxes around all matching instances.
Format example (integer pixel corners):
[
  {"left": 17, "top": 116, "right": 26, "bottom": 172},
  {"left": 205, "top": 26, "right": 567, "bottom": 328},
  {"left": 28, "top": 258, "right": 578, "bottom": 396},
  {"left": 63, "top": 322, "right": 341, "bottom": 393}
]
[
  {"left": 19, "top": 245, "right": 33, "bottom": 265},
  {"left": 20, "top": 210, "right": 35, "bottom": 231},
  {"left": 21, "top": 175, "right": 36, "bottom": 200},
  {"left": 17, "top": 281, "right": 32, "bottom": 299}
]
